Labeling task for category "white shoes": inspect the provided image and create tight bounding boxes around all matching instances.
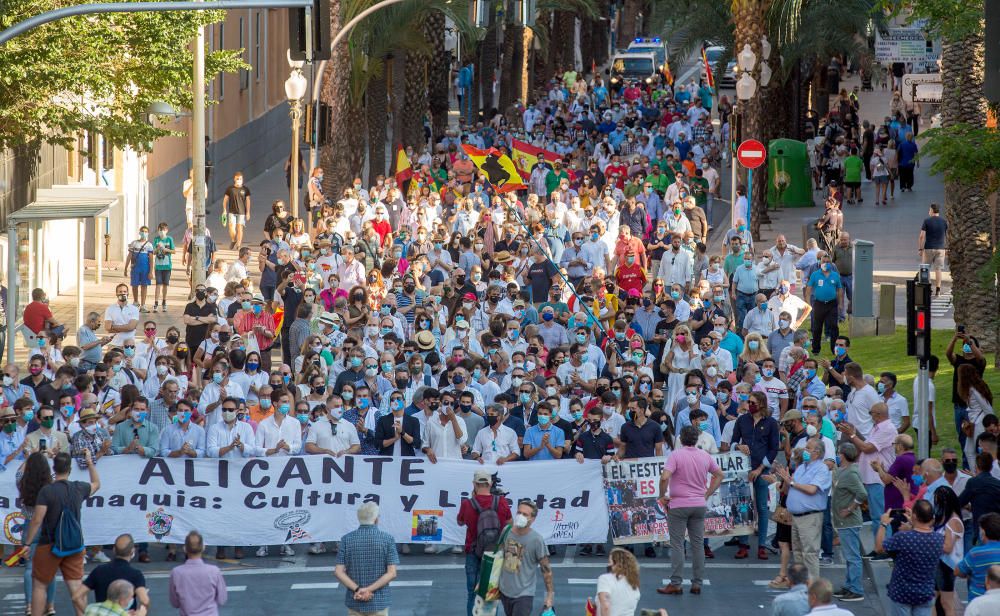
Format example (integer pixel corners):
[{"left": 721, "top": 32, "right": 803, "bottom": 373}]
[
  {"left": 256, "top": 546, "right": 268, "bottom": 557},
  {"left": 308, "top": 543, "right": 327, "bottom": 555},
  {"left": 451, "top": 546, "right": 464, "bottom": 555},
  {"left": 423, "top": 544, "right": 438, "bottom": 554},
  {"left": 91, "top": 551, "right": 110, "bottom": 563},
  {"left": 281, "top": 545, "right": 295, "bottom": 556}
]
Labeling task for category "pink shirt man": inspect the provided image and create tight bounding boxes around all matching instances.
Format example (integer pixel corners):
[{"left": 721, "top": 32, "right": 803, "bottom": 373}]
[
  {"left": 664, "top": 445, "right": 721, "bottom": 508},
  {"left": 858, "top": 418, "right": 897, "bottom": 485}
]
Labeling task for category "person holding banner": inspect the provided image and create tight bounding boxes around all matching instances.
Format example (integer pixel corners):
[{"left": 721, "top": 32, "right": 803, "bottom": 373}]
[
  {"left": 657, "top": 425, "right": 725, "bottom": 596},
  {"left": 731, "top": 391, "right": 780, "bottom": 560}
]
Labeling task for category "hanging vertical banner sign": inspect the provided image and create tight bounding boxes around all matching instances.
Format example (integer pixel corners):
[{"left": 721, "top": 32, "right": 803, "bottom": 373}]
[{"left": 603, "top": 451, "right": 756, "bottom": 545}]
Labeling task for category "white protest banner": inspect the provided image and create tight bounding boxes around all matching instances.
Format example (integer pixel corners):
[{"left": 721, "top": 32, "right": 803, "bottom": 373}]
[
  {"left": 0, "top": 456, "right": 607, "bottom": 546},
  {"left": 603, "top": 451, "right": 755, "bottom": 545},
  {"left": 874, "top": 28, "right": 940, "bottom": 64}
]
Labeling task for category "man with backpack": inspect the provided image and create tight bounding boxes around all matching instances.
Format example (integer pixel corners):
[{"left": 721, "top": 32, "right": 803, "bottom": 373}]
[
  {"left": 457, "top": 469, "right": 513, "bottom": 616},
  {"left": 23, "top": 449, "right": 100, "bottom": 616}
]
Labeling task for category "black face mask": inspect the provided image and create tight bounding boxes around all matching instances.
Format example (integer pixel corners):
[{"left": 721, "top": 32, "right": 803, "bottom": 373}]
[
  {"left": 404, "top": 284, "right": 415, "bottom": 293},
  {"left": 396, "top": 378, "right": 410, "bottom": 389},
  {"left": 428, "top": 402, "right": 440, "bottom": 412},
  {"left": 456, "top": 276, "right": 466, "bottom": 286},
  {"left": 486, "top": 415, "right": 500, "bottom": 426},
  {"left": 166, "top": 334, "right": 179, "bottom": 344},
  {"left": 219, "top": 333, "right": 231, "bottom": 344},
  {"left": 270, "top": 381, "right": 283, "bottom": 388},
  {"left": 589, "top": 420, "right": 602, "bottom": 430},
  {"left": 195, "top": 290, "right": 207, "bottom": 301},
  {"left": 94, "top": 376, "right": 107, "bottom": 388},
  {"left": 942, "top": 460, "right": 958, "bottom": 474}
]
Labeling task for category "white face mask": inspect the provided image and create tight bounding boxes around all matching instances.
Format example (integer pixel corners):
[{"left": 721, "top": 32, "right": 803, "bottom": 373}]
[
  {"left": 2, "top": 376, "right": 11, "bottom": 387},
  {"left": 156, "top": 364, "right": 169, "bottom": 376},
  {"left": 513, "top": 513, "right": 530, "bottom": 529},
  {"left": 330, "top": 407, "right": 344, "bottom": 420},
  {"left": 84, "top": 423, "right": 98, "bottom": 434},
  {"left": 222, "top": 410, "right": 237, "bottom": 423}
]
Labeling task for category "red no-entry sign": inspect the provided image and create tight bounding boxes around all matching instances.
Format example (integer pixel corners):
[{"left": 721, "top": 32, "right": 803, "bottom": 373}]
[{"left": 737, "top": 139, "right": 767, "bottom": 169}]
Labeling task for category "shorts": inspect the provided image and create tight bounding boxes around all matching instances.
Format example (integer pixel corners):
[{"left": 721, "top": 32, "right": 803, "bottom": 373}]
[
  {"left": 873, "top": 176, "right": 888, "bottom": 185},
  {"left": 499, "top": 593, "right": 533, "bottom": 616},
  {"left": 922, "top": 248, "right": 946, "bottom": 270},
  {"left": 32, "top": 544, "right": 84, "bottom": 584},
  {"left": 130, "top": 267, "right": 151, "bottom": 287},
  {"left": 347, "top": 609, "right": 388, "bottom": 616},
  {"left": 935, "top": 559, "right": 955, "bottom": 592},
  {"left": 261, "top": 285, "right": 276, "bottom": 302},
  {"left": 775, "top": 521, "right": 792, "bottom": 543},
  {"left": 845, "top": 181, "right": 861, "bottom": 189},
  {"left": 227, "top": 213, "right": 247, "bottom": 226},
  {"left": 155, "top": 269, "right": 172, "bottom": 285}
]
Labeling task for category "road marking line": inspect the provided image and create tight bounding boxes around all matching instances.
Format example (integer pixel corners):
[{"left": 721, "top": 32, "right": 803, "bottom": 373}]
[
  {"left": 226, "top": 586, "right": 247, "bottom": 592},
  {"left": 661, "top": 579, "right": 712, "bottom": 586},
  {"left": 3, "top": 593, "right": 25, "bottom": 600},
  {"left": 291, "top": 582, "right": 340, "bottom": 590},
  {"left": 391, "top": 581, "right": 433, "bottom": 587},
  {"left": 567, "top": 578, "right": 594, "bottom": 585}
]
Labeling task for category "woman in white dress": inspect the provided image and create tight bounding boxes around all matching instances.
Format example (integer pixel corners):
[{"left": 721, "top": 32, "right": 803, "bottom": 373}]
[{"left": 660, "top": 324, "right": 702, "bottom": 413}]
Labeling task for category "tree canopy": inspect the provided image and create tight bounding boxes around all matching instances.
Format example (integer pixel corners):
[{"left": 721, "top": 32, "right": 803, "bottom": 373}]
[{"left": 0, "top": 0, "right": 246, "bottom": 150}]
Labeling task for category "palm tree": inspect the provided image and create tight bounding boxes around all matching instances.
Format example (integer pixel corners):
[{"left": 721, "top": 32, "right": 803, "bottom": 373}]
[{"left": 319, "top": 0, "right": 360, "bottom": 195}]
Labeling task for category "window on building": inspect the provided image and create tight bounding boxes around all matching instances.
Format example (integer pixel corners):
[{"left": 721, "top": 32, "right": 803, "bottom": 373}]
[
  {"left": 239, "top": 17, "right": 249, "bottom": 91},
  {"left": 218, "top": 23, "right": 225, "bottom": 99},
  {"left": 254, "top": 12, "right": 262, "bottom": 83}
]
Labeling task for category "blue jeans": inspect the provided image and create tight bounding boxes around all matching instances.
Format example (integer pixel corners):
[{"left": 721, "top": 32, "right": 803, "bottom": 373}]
[
  {"left": 954, "top": 405, "right": 968, "bottom": 468},
  {"left": 22, "top": 525, "right": 54, "bottom": 607},
  {"left": 840, "top": 274, "right": 853, "bottom": 318},
  {"left": 865, "top": 483, "right": 885, "bottom": 541},
  {"left": 735, "top": 293, "right": 756, "bottom": 331},
  {"left": 838, "top": 527, "right": 864, "bottom": 595},
  {"left": 889, "top": 599, "right": 933, "bottom": 616},
  {"left": 822, "top": 503, "right": 834, "bottom": 557},
  {"left": 739, "top": 476, "right": 771, "bottom": 548},
  {"left": 465, "top": 553, "right": 481, "bottom": 616},
  {"left": 963, "top": 518, "right": 975, "bottom": 554}
]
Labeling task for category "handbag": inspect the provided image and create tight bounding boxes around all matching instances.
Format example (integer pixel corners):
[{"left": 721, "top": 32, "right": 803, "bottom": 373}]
[
  {"left": 474, "top": 523, "right": 512, "bottom": 610},
  {"left": 772, "top": 505, "right": 793, "bottom": 526}
]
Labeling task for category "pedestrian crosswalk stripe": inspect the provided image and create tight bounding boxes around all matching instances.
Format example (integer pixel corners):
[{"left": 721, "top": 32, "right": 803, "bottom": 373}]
[
  {"left": 567, "top": 578, "right": 594, "bottom": 585},
  {"left": 291, "top": 582, "right": 340, "bottom": 590},
  {"left": 391, "top": 581, "right": 433, "bottom": 587},
  {"left": 226, "top": 586, "right": 247, "bottom": 592},
  {"left": 3, "top": 593, "right": 24, "bottom": 601},
  {"left": 661, "top": 579, "right": 712, "bottom": 586}
]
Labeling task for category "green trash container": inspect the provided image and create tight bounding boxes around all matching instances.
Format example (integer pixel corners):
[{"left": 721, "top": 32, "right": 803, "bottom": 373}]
[{"left": 767, "top": 139, "right": 814, "bottom": 208}]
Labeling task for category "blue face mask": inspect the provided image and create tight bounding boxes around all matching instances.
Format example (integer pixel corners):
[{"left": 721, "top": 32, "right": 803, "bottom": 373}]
[
  {"left": 296, "top": 413, "right": 309, "bottom": 424},
  {"left": 213, "top": 373, "right": 224, "bottom": 384},
  {"left": 253, "top": 304, "right": 263, "bottom": 315},
  {"left": 391, "top": 399, "right": 404, "bottom": 411},
  {"left": 472, "top": 368, "right": 482, "bottom": 380},
  {"left": 834, "top": 346, "right": 847, "bottom": 357},
  {"left": 124, "top": 347, "right": 135, "bottom": 357},
  {"left": 758, "top": 303, "right": 767, "bottom": 311},
  {"left": 519, "top": 392, "right": 531, "bottom": 404},
  {"left": 23, "top": 410, "right": 34, "bottom": 422},
  {"left": 576, "top": 334, "right": 588, "bottom": 344},
  {"left": 350, "top": 356, "right": 362, "bottom": 368},
  {"left": 572, "top": 411, "right": 583, "bottom": 421},
  {"left": 912, "top": 474, "right": 924, "bottom": 487},
  {"left": 762, "top": 369, "right": 774, "bottom": 378},
  {"left": 538, "top": 415, "right": 551, "bottom": 426},
  {"left": 247, "top": 362, "right": 260, "bottom": 372},
  {"left": 615, "top": 332, "right": 626, "bottom": 341},
  {"left": 801, "top": 451, "right": 812, "bottom": 463},
  {"left": 278, "top": 403, "right": 291, "bottom": 415},
  {"left": 358, "top": 397, "right": 370, "bottom": 409},
  {"left": 738, "top": 393, "right": 750, "bottom": 402},
  {"left": 63, "top": 405, "right": 76, "bottom": 416},
  {"left": 805, "top": 369, "right": 816, "bottom": 379},
  {"left": 698, "top": 421, "right": 709, "bottom": 432},
  {"left": 542, "top": 312, "right": 554, "bottom": 322},
  {"left": 670, "top": 291, "right": 680, "bottom": 300},
  {"left": 962, "top": 344, "right": 972, "bottom": 354}
]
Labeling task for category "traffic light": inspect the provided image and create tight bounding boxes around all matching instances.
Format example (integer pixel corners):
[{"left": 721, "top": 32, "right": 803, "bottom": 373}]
[
  {"left": 906, "top": 278, "right": 932, "bottom": 361},
  {"left": 289, "top": 0, "right": 332, "bottom": 62}
]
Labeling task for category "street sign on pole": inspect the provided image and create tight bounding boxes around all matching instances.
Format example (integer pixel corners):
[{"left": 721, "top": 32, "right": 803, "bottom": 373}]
[{"left": 737, "top": 139, "right": 766, "bottom": 169}]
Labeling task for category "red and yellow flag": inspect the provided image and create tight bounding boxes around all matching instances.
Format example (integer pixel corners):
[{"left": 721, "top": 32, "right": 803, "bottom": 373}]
[
  {"left": 585, "top": 597, "right": 597, "bottom": 616},
  {"left": 510, "top": 139, "right": 561, "bottom": 179},
  {"left": 664, "top": 56, "right": 674, "bottom": 86},
  {"left": 393, "top": 146, "right": 413, "bottom": 186},
  {"left": 461, "top": 145, "right": 526, "bottom": 193},
  {"left": 701, "top": 45, "right": 715, "bottom": 88}
]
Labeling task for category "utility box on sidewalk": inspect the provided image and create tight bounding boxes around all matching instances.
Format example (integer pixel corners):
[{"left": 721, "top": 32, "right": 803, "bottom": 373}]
[
  {"left": 850, "top": 239, "right": 876, "bottom": 337},
  {"left": 877, "top": 284, "right": 896, "bottom": 336},
  {"left": 767, "top": 139, "right": 814, "bottom": 208}
]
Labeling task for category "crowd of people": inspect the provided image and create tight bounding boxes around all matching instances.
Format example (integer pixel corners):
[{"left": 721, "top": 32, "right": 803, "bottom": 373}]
[{"left": 0, "top": 64, "right": 994, "bottom": 616}]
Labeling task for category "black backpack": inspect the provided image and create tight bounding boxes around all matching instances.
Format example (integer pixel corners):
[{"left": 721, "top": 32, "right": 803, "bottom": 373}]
[{"left": 470, "top": 496, "right": 502, "bottom": 557}]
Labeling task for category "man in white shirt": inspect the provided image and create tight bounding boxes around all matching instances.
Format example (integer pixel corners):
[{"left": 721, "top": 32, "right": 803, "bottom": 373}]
[
  {"left": 877, "top": 372, "right": 910, "bottom": 433},
  {"left": 556, "top": 343, "right": 598, "bottom": 392},
  {"left": 104, "top": 283, "right": 140, "bottom": 346},
  {"left": 206, "top": 397, "right": 257, "bottom": 459},
  {"left": 768, "top": 235, "right": 805, "bottom": 287},
  {"left": 471, "top": 405, "right": 520, "bottom": 465},
  {"left": 314, "top": 239, "right": 344, "bottom": 285},
  {"left": 742, "top": 293, "right": 778, "bottom": 337},
  {"left": 305, "top": 404, "right": 360, "bottom": 457},
  {"left": 421, "top": 404, "right": 467, "bottom": 463},
  {"left": 844, "top": 363, "right": 879, "bottom": 437},
  {"left": 656, "top": 235, "right": 693, "bottom": 289},
  {"left": 336, "top": 245, "right": 366, "bottom": 290},
  {"left": 254, "top": 391, "right": 302, "bottom": 557},
  {"left": 965, "top": 566, "right": 1000, "bottom": 616},
  {"left": 768, "top": 281, "right": 811, "bottom": 329},
  {"left": 197, "top": 362, "right": 246, "bottom": 426}
]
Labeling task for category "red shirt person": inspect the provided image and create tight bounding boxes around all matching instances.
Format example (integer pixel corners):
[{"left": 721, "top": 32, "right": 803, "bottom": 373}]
[
  {"left": 615, "top": 253, "right": 647, "bottom": 298},
  {"left": 22, "top": 288, "right": 62, "bottom": 335},
  {"left": 457, "top": 470, "right": 513, "bottom": 555}
]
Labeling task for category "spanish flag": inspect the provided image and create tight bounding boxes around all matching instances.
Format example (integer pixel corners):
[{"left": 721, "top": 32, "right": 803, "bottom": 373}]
[
  {"left": 393, "top": 146, "right": 413, "bottom": 186},
  {"left": 701, "top": 44, "right": 715, "bottom": 88},
  {"left": 461, "top": 145, "right": 526, "bottom": 193},
  {"left": 585, "top": 597, "right": 597, "bottom": 616},
  {"left": 664, "top": 56, "right": 674, "bottom": 86},
  {"left": 3, "top": 546, "right": 28, "bottom": 567},
  {"left": 510, "top": 139, "right": 561, "bottom": 179}
]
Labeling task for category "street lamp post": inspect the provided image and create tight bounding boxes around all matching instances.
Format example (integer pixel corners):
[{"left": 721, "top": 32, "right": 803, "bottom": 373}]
[
  {"left": 191, "top": 3, "right": 207, "bottom": 288},
  {"left": 730, "top": 37, "right": 771, "bottom": 232},
  {"left": 285, "top": 56, "right": 308, "bottom": 232}
]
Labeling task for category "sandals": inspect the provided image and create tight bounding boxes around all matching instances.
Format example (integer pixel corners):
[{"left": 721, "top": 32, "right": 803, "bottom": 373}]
[{"left": 768, "top": 575, "right": 791, "bottom": 589}]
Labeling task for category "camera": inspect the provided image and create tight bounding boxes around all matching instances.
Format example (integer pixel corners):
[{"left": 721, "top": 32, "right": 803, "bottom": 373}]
[{"left": 489, "top": 472, "right": 508, "bottom": 497}]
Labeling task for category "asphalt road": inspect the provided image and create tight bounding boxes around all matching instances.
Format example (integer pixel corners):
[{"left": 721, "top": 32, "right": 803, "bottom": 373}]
[{"left": 0, "top": 540, "right": 883, "bottom": 616}]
